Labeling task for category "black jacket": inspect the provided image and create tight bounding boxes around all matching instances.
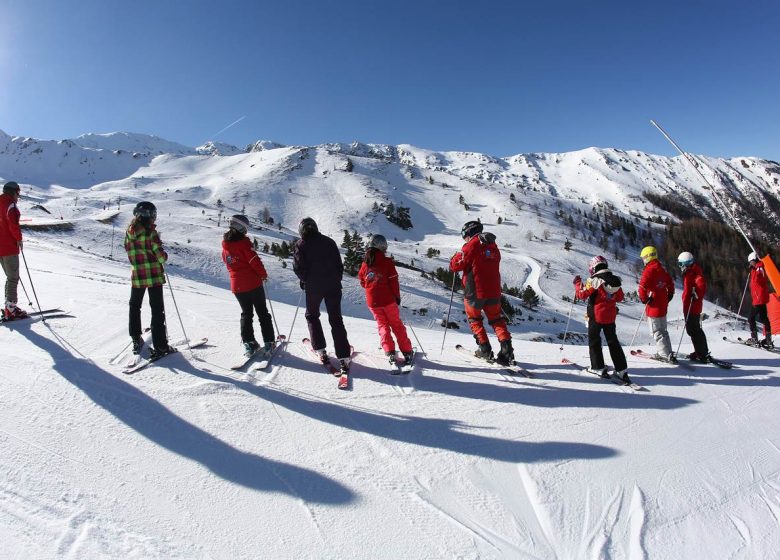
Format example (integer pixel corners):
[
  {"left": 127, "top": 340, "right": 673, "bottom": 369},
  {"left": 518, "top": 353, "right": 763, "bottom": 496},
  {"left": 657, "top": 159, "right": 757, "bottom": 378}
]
[{"left": 293, "top": 232, "right": 343, "bottom": 293}]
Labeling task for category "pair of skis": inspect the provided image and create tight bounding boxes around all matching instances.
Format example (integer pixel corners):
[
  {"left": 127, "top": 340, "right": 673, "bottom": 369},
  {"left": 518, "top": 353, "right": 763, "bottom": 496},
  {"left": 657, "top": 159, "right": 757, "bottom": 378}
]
[
  {"left": 0, "top": 307, "right": 74, "bottom": 324},
  {"left": 561, "top": 357, "right": 646, "bottom": 391},
  {"left": 302, "top": 338, "right": 352, "bottom": 390},
  {"left": 382, "top": 349, "right": 417, "bottom": 375},
  {"left": 630, "top": 348, "right": 733, "bottom": 369},
  {"left": 722, "top": 336, "right": 779, "bottom": 355},
  {"left": 229, "top": 335, "right": 287, "bottom": 374},
  {"left": 455, "top": 344, "right": 534, "bottom": 378},
  {"left": 120, "top": 336, "right": 209, "bottom": 375}
]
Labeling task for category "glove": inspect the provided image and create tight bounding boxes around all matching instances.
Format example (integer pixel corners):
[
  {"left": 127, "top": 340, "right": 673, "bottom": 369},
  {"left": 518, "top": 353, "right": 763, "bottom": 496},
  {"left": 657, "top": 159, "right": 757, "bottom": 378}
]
[
  {"left": 573, "top": 275, "right": 581, "bottom": 286},
  {"left": 299, "top": 280, "right": 305, "bottom": 291},
  {"left": 17, "top": 240, "right": 23, "bottom": 251},
  {"left": 395, "top": 297, "right": 401, "bottom": 305}
]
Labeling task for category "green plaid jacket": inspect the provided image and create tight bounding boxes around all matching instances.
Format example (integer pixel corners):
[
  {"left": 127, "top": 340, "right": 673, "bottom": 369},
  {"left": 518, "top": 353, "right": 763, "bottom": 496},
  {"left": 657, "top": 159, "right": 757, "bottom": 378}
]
[{"left": 124, "top": 223, "right": 168, "bottom": 288}]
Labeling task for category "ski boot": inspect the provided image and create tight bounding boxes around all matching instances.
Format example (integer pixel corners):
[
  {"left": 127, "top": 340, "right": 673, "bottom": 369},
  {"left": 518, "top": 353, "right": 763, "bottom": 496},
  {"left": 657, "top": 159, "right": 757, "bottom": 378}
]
[
  {"left": 316, "top": 349, "right": 330, "bottom": 366},
  {"left": 614, "top": 369, "right": 632, "bottom": 384},
  {"left": 3, "top": 303, "right": 28, "bottom": 321},
  {"left": 495, "top": 339, "right": 514, "bottom": 366},
  {"left": 132, "top": 336, "right": 144, "bottom": 355},
  {"left": 339, "top": 357, "right": 351, "bottom": 374},
  {"left": 745, "top": 336, "right": 760, "bottom": 347},
  {"left": 261, "top": 341, "right": 275, "bottom": 355},
  {"left": 474, "top": 341, "right": 494, "bottom": 361},
  {"left": 243, "top": 340, "right": 261, "bottom": 358},
  {"left": 385, "top": 350, "right": 397, "bottom": 366},
  {"left": 401, "top": 351, "right": 414, "bottom": 366},
  {"left": 586, "top": 366, "right": 610, "bottom": 378},
  {"left": 761, "top": 337, "right": 774, "bottom": 350},
  {"left": 149, "top": 345, "right": 177, "bottom": 360}
]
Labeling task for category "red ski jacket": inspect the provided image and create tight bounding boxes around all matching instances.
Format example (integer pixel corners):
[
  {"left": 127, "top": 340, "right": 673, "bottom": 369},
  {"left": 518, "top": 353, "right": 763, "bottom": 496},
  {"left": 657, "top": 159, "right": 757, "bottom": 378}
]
[
  {"left": 0, "top": 192, "right": 22, "bottom": 257},
  {"left": 750, "top": 260, "right": 770, "bottom": 306},
  {"left": 575, "top": 269, "right": 624, "bottom": 324},
  {"left": 681, "top": 262, "right": 706, "bottom": 316},
  {"left": 222, "top": 237, "right": 268, "bottom": 294},
  {"left": 449, "top": 233, "right": 502, "bottom": 305},
  {"left": 638, "top": 259, "right": 674, "bottom": 318},
  {"left": 358, "top": 250, "right": 400, "bottom": 308}
]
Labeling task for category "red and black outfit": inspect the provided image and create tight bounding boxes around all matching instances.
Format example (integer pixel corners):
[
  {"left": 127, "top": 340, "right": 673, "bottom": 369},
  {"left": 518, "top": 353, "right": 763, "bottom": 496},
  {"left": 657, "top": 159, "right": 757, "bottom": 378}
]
[
  {"left": 574, "top": 267, "right": 627, "bottom": 372},
  {"left": 449, "top": 232, "right": 510, "bottom": 345},
  {"left": 749, "top": 259, "right": 772, "bottom": 343},
  {"left": 0, "top": 190, "right": 23, "bottom": 311},
  {"left": 681, "top": 262, "right": 710, "bottom": 358},
  {"left": 222, "top": 234, "right": 274, "bottom": 345},
  {"left": 358, "top": 249, "right": 412, "bottom": 354}
]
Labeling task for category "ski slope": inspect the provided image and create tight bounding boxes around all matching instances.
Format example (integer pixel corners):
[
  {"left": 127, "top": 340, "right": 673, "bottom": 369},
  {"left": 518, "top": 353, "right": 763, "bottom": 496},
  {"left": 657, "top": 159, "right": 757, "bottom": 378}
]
[{"left": 2, "top": 238, "right": 779, "bottom": 559}]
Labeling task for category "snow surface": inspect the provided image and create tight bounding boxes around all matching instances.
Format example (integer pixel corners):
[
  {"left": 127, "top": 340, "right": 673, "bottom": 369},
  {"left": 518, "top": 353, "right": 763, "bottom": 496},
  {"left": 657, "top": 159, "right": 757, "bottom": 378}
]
[{"left": 1, "top": 131, "right": 779, "bottom": 558}]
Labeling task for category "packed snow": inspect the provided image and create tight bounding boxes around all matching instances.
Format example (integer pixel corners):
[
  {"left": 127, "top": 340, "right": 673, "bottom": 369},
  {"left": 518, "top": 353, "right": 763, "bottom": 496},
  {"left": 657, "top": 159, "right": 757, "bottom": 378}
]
[{"left": 1, "top": 131, "right": 779, "bottom": 558}]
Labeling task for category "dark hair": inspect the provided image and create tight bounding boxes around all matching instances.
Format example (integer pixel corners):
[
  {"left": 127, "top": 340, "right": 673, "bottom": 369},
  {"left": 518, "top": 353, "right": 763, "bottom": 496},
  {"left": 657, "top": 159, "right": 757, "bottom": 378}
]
[
  {"left": 223, "top": 228, "right": 245, "bottom": 242},
  {"left": 364, "top": 247, "right": 379, "bottom": 266},
  {"left": 130, "top": 215, "right": 152, "bottom": 231}
]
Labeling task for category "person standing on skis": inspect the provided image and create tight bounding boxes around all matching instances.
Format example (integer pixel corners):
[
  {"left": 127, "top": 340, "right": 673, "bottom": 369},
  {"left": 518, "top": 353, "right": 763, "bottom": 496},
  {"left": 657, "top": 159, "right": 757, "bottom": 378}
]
[
  {"left": 747, "top": 251, "right": 773, "bottom": 349},
  {"left": 678, "top": 251, "right": 711, "bottom": 362},
  {"left": 449, "top": 220, "right": 514, "bottom": 365},
  {"left": 222, "top": 215, "right": 275, "bottom": 358},
  {"left": 574, "top": 255, "right": 630, "bottom": 383},
  {"left": 0, "top": 181, "right": 27, "bottom": 320},
  {"left": 293, "top": 217, "right": 352, "bottom": 373},
  {"left": 124, "top": 201, "right": 173, "bottom": 358},
  {"left": 638, "top": 246, "right": 676, "bottom": 363},
  {"left": 358, "top": 234, "right": 413, "bottom": 366}
]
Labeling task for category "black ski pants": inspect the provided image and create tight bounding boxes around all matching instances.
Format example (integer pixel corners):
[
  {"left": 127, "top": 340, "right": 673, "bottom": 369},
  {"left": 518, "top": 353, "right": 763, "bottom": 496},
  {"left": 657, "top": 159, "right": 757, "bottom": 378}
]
[
  {"left": 685, "top": 313, "right": 710, "bottom": 357},
  {"left": 234, "top": 285, "right": 275, "bottom": 344},
  {"left": 129, "top": 285, "right": 167, "bottom": 350},
  {"left": 748, "top": 303, "right": 771, "bottom": 340},
  {"left": 305, "top": 287, "right": 350, "bottom": 359},
  {"left": 588, "top": 320, "right": 627, "bottom": 372}
]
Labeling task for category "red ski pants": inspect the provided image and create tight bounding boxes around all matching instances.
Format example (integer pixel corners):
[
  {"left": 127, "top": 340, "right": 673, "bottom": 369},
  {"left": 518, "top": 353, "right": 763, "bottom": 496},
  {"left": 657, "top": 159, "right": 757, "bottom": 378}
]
[
  {"left": 369, "top": 303, "right": 413, "bottom": 353},
  {"left": 464, "top": 300, "right": 510, "bottom": 344}
]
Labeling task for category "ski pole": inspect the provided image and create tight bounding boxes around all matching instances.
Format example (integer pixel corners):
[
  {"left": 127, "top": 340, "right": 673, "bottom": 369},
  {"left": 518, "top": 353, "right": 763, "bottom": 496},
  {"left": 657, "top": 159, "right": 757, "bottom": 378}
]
[
  {"left": 439, "top": 275, "right": 457, "bottom": 356},
  {"left": 18, "top": 277, "right": 33, "bottom": 307},
  {"left": 732, "top": 273, "right": 750, "bottom": 331},
  {"left": 264, "top": 281, "right": 281, "bottom": 339},
  {"left": 19, "top": 248, "right": 44, "bottom": 315},
  {"left": 675, "top": 291, "right": 696, "bottom": 357},
  {"left": 559, "top": 297, "right": 576, "bottom": 351},
  {"left": 164, "top": 271, "right": 192, "bottom": 354},
  {"left": 401, "top": 305, "right": 426, "bottom": 354},
  {"left": 628, "top": 303, "right": 648, "bottom": 349},
  {"left": 286, "top": 289, "right": 304, "bottom": 345}
]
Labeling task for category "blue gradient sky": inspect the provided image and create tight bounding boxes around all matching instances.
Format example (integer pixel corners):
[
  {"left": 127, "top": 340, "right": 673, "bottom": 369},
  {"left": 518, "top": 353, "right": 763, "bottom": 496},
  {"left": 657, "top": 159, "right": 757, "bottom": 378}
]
[{"left": 1, "top": 0, "right": 778, "bottom": 159}]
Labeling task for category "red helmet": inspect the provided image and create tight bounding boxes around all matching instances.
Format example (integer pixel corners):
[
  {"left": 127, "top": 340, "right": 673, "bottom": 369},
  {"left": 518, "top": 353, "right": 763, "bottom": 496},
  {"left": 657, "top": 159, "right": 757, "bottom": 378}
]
[{"left": 588, "top": 255, "right": 608, "bottom": 275}]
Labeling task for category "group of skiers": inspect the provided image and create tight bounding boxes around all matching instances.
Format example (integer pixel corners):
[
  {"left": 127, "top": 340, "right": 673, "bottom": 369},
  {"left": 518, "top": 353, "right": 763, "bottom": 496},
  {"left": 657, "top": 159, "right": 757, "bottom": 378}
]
[{"left": 1, "top": 183, "right": 775, "bottom": 378}]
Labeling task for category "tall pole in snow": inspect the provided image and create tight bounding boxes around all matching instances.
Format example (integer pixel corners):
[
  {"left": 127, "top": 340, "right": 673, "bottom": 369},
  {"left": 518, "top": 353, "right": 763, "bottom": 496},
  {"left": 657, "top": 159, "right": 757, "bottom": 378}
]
[{"left": 649, "top": 119, "right": 757, "bottom": 255}]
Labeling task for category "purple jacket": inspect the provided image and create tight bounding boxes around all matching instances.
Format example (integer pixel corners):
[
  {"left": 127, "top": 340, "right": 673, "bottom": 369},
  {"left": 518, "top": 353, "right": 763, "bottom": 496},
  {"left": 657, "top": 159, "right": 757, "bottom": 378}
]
[{"left": 293, "top": 232, "right": 343, "bottom": 293}]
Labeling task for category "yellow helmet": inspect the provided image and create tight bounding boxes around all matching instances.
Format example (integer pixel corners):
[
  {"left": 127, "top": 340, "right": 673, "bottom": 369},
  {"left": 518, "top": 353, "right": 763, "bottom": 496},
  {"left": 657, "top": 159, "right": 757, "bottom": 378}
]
[{"left": 640, "top": 246, "right": 658, "bottom": 264}]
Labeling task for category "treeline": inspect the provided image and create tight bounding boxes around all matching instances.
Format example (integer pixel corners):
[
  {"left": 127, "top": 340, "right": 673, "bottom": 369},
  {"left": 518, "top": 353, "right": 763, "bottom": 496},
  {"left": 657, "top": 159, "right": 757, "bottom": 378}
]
[{"left": 661, "top": 218, "right": 776, "bottom": 313}]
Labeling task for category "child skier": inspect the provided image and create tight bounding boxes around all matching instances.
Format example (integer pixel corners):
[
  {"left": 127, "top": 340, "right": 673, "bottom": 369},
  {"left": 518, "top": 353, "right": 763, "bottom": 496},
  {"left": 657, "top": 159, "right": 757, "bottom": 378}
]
[
  {"left": 449, "top": 220, "right": 514, "bottom": 366},
  {"left": 574, "top": 255, "right": 630, "bottom": 383},
  {"left": 0, "top": 181, "right": 27, "bottom": 320},
  {"left": 678, "top": 251, "right": 711, "bottom": 362},
  {"left": 124, "top": 201, "right": 173, "bottom": 358},
  {"left": 222, "top": 215, "right": 275, "bottom": 357},
  {"left": 747, "top": 252, "right": 773, "bottom": 349},
  {"left": 638, "top": 246, "right": 676, "bottom": 363},
  {"left": 358, "top": 234, "right": 413, "bottom": 366}
]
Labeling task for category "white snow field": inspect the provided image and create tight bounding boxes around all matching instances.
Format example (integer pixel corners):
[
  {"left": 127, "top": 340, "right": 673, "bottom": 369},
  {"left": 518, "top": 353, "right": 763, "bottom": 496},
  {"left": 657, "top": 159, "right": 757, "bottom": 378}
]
[{"left": 1, "top": 131, "right": 779, "bottom": 558}]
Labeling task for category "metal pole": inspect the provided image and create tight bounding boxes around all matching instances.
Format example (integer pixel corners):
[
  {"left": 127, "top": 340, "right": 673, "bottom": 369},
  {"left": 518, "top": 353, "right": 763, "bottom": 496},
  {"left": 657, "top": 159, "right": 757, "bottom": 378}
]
[
  {"left": 732, "top": 273, "right": 750, "bottom": 331},
  {"left": 264, "top": 281, "right": 281, "bottom": 339},
  {"left": 675, "top": 291, "right": 696, "bottom": 357},
  {"left": 439, "top": 275, "right": 457, "bottom": 356},
  {"left": 559, "top": 298, "right": 576, "bottom": 351},
  {"left": 18, "top": 277, "right": 33, "bottom": 307},
  {"left": 401, "top": 306, "right": 426, "bottom": 354},
  {"left": 650, "top": 120, "right": 757, "bottom": 254},
  {"left": 164, "top": 271, "right": 192, "bottom": 354},
  {"left": 628, "top": 304, "right": 648, "bottom": 349},
  {"left": 19, "top": 249, "right": 43, "bottom": 315},
  {"left": 286, "top": 289, "right": 304, "bottom": 344}
]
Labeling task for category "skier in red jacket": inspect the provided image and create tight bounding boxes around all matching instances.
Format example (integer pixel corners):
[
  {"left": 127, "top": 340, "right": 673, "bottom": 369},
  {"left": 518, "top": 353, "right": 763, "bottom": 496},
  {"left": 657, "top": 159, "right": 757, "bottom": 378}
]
[
  {"left": 358, "top": 234, "right": 413, "bottom": 366},
  {"left": 574, "top": 255, "right": 629, "bottom": 383},
  {"left": 637, "top": 246, "right": 676, "bottom": 363},
  {"left": 0, "top": 181, "right": 27, "bottom": 320},
  {"left": 222, "top": 215, "right": 275, "bottom": 357},
  {"left": 747, "top": 251, "right": 773, "bottom": 349},
  {"left": 678, "top": 252, "right": 711, "bottom": 362},
  {"left": 449, "top": 221, "right": 514, "bottom": 365}
]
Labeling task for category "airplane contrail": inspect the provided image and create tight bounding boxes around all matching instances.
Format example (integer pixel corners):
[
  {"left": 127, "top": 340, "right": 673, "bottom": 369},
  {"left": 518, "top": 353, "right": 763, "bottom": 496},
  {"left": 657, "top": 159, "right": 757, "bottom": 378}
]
[{"left": 212, "top": 115, "right": 247, "bottom": 139}]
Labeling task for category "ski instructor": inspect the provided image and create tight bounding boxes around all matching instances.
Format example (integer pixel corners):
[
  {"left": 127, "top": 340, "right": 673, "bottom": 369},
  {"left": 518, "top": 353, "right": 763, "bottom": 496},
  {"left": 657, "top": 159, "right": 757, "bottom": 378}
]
[
  {"left": 0, "top": 181, "right": 28, "bottom": 321},
  {"left": 293, "top": 217, "right": 352, "bottom": 374}
]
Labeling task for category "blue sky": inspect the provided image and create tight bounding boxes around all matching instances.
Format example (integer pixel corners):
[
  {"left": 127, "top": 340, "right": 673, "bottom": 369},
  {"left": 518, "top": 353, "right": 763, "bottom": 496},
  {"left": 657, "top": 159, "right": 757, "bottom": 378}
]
[{"left": 1, "top": 0, "right": 778, "bottom": 159}]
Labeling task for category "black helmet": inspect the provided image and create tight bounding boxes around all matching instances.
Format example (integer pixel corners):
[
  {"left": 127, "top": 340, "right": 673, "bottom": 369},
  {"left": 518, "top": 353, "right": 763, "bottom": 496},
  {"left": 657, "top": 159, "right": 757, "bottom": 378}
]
[
  {"left": 298, "top": 217, "right": 318, "bottom": 238},
  {"left": 229, "top": 214, "right": 250, "bottom": 234},
  {"left": 133, "top": 201, "right": 157, "bottom": 220},
  {"left": 368, "top": 234, "right": 388, "bottom": 252},
  {"left": 461, "top": 220, "right": 483, "bottom": 239},
  {"left": 3, "top": 181, "right": 20, "bottom": 195}
]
